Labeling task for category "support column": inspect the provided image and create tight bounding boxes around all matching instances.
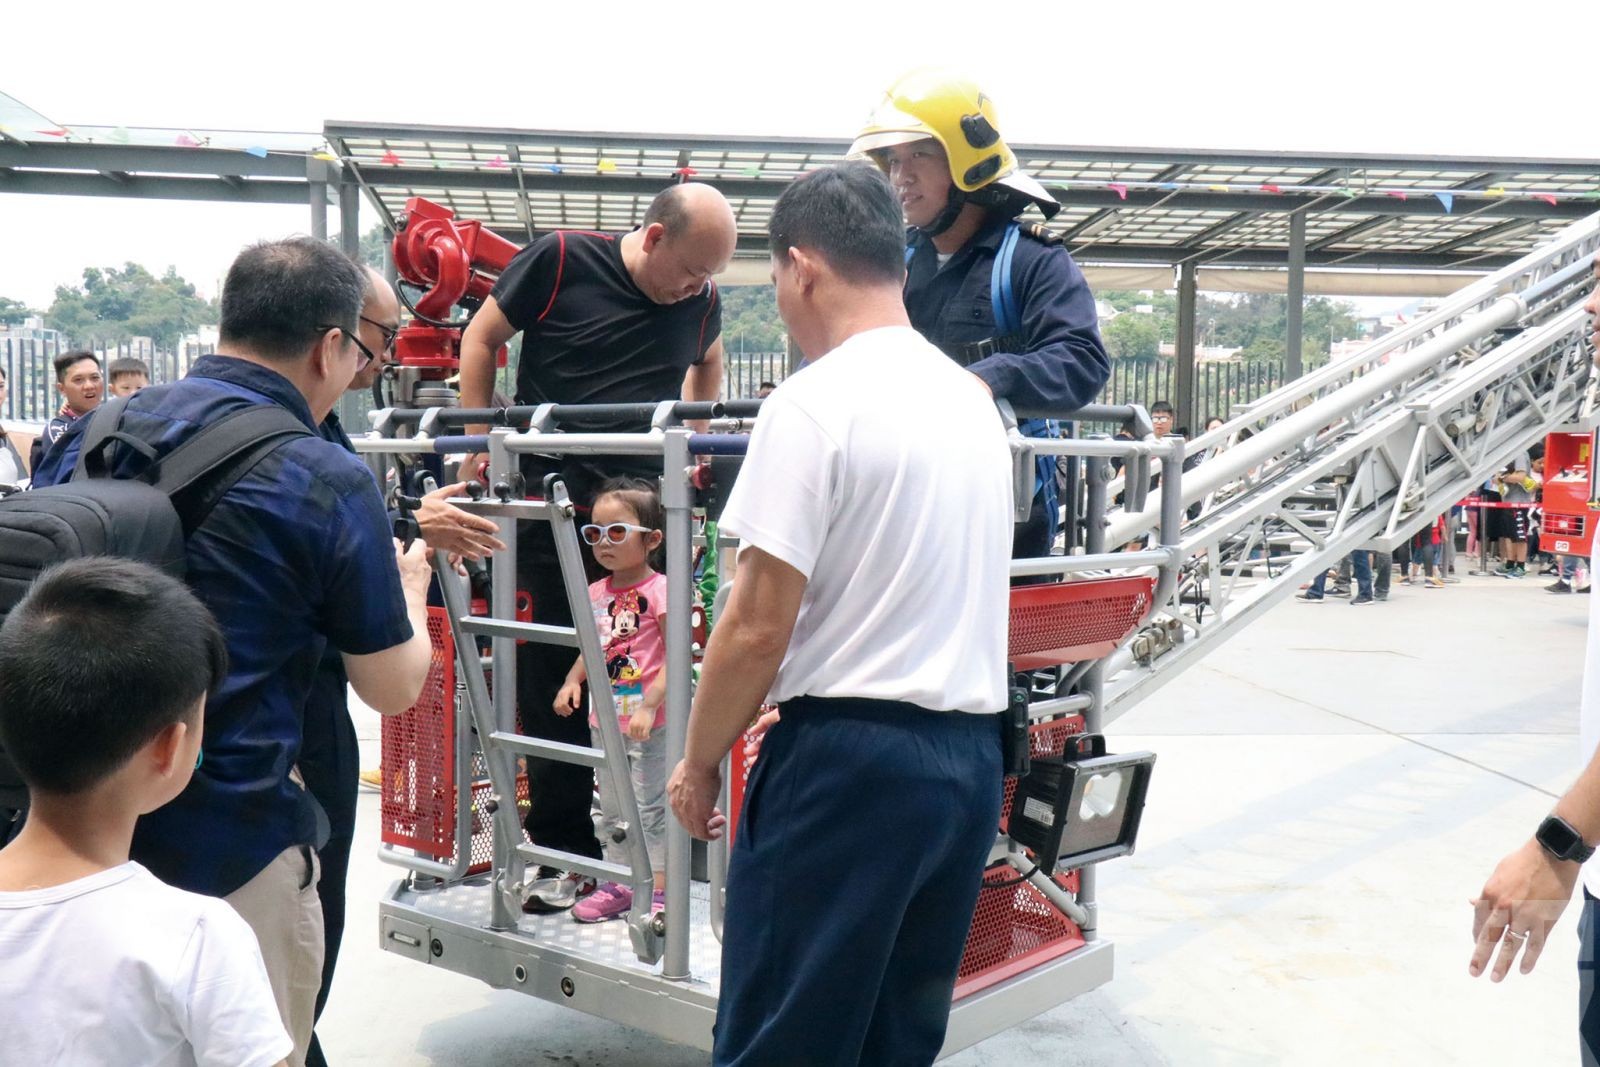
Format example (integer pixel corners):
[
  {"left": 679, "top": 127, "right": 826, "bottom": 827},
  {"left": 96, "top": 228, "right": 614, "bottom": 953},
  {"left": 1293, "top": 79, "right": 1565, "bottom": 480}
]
[
  {"left": 1174, "top": 262, "right": 1197, "bottom": 431},
  {"left": 306, "top": 156, "right": 331, "bottom": 241},
  {"left": 338, "top": 178, "right": 360, "bottom": 260},
  {"left": 1286, "top": 211, "right": 1306, "bottom": 380}
]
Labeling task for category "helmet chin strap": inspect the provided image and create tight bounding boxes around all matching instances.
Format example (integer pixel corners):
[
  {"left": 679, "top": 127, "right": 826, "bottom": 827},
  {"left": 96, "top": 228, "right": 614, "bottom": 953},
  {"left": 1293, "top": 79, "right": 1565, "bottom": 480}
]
[{"left": 914, "top": 184, "right": 968, "bottom": 239}]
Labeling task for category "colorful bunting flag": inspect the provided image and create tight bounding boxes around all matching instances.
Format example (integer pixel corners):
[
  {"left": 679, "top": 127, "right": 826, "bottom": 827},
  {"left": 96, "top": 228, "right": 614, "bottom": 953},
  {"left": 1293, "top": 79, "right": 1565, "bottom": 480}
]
[
  {"left": 36, "top": 128, "right": 68, "bottom": 137},
  {"left": 1108, "top": 182, "right": 1127, "bottom": 200},
  {"left": 1533, "top": 193, "right": 1558, "bottom": 206},
  {"left": 1207, "top": 184, "right": 1228, "bottom": 193},
  {"left": 1434, "top": 192, "right": 1453, "bottom": 213},
  {"left": 1260, "top": 184, "right": 1282, "bottom": 194},
  {"left": 597, "top": 159, "right": 618, "bottom": 172},
  {"left": 1340, "top": 188, "right": 1358, "bottom": 198},
  {"left": 1585, "top": 190, "right": 1600, "bottom": 199},
  {"left": 108, "top": 127, "right": 131, "bottom": 145},
  {"left": 1158, "top": 182, "right": 1180, "bottom": 192},
  {"left": 380, "top": 149, "right": 402, "bottom": 165},
  {"left": 313, "top": 151, "right": 339, "bottom": 163},
  {"left": 675, "top": 166, "right": 698, "bottom": 178},
  {"left": 545, "top": 164, "right": 563, "bottom": 174},
  {"left": 175, "top": 133, "right": 201, "bottom": 148},
  {"left": 1485, "top": 187, "right": 1506, "bottom": 197},
  {"left": 487, "top": 155, "right": 507, "bottom": 168},
  {"left": 1386, "top": 190, "right": 1408, "bottom": 201},
  {"left": 740, "top": 165, "right": 762, "bottom": 177},
  {"left": 244, "top": 146, "right": 268, "bottom": 159}
]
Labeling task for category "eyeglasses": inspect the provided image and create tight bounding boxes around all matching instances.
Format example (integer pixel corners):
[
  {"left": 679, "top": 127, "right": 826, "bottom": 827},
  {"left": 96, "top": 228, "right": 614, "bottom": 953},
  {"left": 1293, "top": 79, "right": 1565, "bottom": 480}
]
[
  {"left": 360, "top": 315, "right": 400, "bottom": 354},
  {"left": 315, "top": 324, "right": 376, "bottom": 372},
  {"left": 580, "top": 522, "right": 654, "bottom": 545}
]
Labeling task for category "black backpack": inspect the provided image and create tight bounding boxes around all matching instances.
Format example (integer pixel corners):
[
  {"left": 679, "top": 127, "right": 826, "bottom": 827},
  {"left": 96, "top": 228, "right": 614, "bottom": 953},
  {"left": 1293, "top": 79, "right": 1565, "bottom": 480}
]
[{"left": 0, "top": 392, "right": 315, "bottom": 815}]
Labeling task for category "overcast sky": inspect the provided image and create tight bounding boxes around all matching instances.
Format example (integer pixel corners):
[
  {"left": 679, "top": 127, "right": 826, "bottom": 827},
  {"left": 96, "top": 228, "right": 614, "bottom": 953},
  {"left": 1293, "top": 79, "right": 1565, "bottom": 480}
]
[{"left": 2, "top": 0, "right": 1596, "bottom": 308}]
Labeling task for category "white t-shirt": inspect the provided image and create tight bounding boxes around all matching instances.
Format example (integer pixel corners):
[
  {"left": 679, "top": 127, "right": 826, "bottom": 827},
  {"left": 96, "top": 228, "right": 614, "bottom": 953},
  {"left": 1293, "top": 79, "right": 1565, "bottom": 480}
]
[
  {"left": 0, "top": 862, "right": 291, "bottom": 1067},
  {"left": 719, "top": 325, "right": 1012, "bottom": 714},
  {"left": 1582, "top": 544, "right": 1600, "bottom": 898}
]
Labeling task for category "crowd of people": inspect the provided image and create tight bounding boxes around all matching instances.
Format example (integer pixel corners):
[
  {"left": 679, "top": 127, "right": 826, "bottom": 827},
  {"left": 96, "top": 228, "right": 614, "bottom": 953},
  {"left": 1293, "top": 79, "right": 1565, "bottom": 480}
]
[{"left": 0, "top": 63, "right": 1593, "bottom": 1067}]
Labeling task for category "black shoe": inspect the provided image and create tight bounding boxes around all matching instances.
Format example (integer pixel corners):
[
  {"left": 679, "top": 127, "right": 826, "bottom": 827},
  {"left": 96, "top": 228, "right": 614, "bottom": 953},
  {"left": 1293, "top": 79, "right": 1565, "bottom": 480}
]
[
  {"left": 1296, "top": 591, "right": 1325, "bottom": 602},
  {"left": 1548, "top": 581, "right": 1573, "bottom": 594},
  {"left": 1328, "top": 586, "right": 1351, "bottom": 598},
  {"left": 1374, "top": 594, "right": 1388, "bottom": 602},
  {"left": 1350, "top": 594, "right": 1375, "bottom": 605}
]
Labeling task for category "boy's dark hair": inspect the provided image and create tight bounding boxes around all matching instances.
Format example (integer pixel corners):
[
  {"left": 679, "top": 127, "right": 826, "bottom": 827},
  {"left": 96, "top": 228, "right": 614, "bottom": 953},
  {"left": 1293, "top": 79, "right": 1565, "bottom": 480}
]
[
  {"left": 53, "top": 351, "right": 100, "bottom": 383},
  {"left": 107, "top": 357, "right": 151, "bottom": 383},
  {"left": 769, "top": 163, "right": 905, "bottom": 286},
  {"left": 0, "top": 558, "right": 227, "bottom": 795},
  {"left": 1150, "top": 400, "right": 1175, "bottom": 416},
  {"left": 219, "top": 237, "right": 366, "bottom": 362},
  {"left": 593, "top": 476, "right": 664, "bottom": 568},
  {"left": 758, "top": 381, "right": 777, "bottom": 390}
]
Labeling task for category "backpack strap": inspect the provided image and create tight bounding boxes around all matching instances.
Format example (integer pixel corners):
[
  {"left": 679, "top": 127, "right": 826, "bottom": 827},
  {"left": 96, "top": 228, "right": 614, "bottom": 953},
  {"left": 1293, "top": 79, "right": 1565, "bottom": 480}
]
[
  {"left": 990, "top": 221, "right": 1022, "bottom": 338},
  {"left": 72, "top": 395, "right": 135, "bottom": 480},
  {"left": 150, "top": 406, "right": 316, "bottom": 534}
]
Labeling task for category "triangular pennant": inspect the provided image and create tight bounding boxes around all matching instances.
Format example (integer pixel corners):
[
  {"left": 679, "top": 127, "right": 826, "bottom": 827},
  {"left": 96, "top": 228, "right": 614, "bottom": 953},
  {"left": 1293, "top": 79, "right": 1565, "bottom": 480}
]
[
  {"left": 740, "top": 165, "right": 762, "bottom": 177},
  {"left": 1108, "top": 182, "right": 1128, "bottom": 200},
  {"left": 1260, "top": 183, "right": 1282, "bottom": 194},
  {"left": 1584, "top": 189, "right": 1600, "bottom": 199},
  {"left": 108, "top": 127, "right": 131, "bottom": 145},
  {"left": 313, "top": 151, "right": 339, "bottom": 163},
  {"left": 597, "top": 159, "right": 618, "bottom": 172},
  {"left": 1433, "top": 192, "right": 1453, "bottom": 213},
  {"left": 1158, "top": 182, "right": 1180, "bottom": 192},
  {"left": 175, "top": 133, "right": 202, "bottom": 148},
  {"left": 487, "top": 155, "right": 507, "bottom": 168},
  {"left": 380, "top": 149, "right": 402, "bottom": 165},
  {"left": 545, "top": 164, "right": 563, "bottom": 174},
  {"left": 675, "top": 166, "right": 698, "bottom": 178},
  {"left": 1485, "top": 187, "right": 1506, "bottom": 197},
  {"left": 244, "top": 145, "right": 269, "bottom": 159},
  {"left": 1533, "top": 193, "right": 1558, "bottom": 206},
  {"left": 1385, "top": 190, "right": 1408, "bottom": 201},
  {"left": 36, "top": 128, "right": 69, "bottom": 137},
  {"left": 1340, "top": 188, "right": 1358, "bottom": 198},
  {"left": 1207, "top": 184, "right": 1229, "bottom": 193}
]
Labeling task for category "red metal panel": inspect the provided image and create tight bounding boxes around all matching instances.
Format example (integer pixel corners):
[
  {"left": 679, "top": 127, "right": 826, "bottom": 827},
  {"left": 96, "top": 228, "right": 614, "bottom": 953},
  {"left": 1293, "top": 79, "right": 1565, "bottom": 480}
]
[
  {"left": 379, "top": 608, "right": 456, "bottom": 859},
  {"left": 1007, "top": 576, "right": 1156, "bottom": 668}
]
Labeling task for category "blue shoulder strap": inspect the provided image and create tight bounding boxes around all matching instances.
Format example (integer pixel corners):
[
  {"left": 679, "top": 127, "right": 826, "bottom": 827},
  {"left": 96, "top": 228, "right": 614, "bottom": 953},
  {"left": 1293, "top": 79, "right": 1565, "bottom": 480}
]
[
  {"left": 990, "top": 222, "right": 1022, "bottom": 337},
  {"left": 904, "top": 245, "right": 915, "bottom": 266}
]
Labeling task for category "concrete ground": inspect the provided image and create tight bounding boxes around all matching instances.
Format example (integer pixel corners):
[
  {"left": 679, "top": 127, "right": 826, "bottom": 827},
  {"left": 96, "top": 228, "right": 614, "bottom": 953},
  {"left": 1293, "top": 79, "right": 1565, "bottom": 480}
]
[{"left": 325, "top": 568, "right": 1588, "bottom": 1066}]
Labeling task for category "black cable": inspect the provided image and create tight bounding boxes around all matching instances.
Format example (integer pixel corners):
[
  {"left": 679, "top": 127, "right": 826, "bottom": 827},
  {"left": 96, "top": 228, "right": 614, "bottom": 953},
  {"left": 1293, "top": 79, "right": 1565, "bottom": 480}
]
[
  {"left": 980, "top": 851, "right": 1043, "bottom": 891},
  {"left": 396, "top": 278, "right": 469, "bottom": 330}
]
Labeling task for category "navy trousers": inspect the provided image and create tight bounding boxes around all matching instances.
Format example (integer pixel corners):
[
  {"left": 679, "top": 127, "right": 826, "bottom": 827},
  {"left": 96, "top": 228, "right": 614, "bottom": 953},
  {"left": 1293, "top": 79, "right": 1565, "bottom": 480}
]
[
  {"left": 1580, "top": 889, "right": 1600, "bottom": 1066},
  {"left": 714, "top": 696, "right": 1003, "bottom": 1067}
]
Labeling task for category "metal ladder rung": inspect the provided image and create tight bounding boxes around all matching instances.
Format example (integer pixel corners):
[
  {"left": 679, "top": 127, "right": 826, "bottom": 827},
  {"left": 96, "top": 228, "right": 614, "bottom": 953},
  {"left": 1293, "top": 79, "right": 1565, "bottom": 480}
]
[
  {"left": 489, "top": 731, "right": 607, "bottom": 769},
  {"left": 458, "top": 617, "right": 578, "bottom": 647},
  {"left": 445, "top": 497, "right": 561, "bottom": 520},
  {"left": 517, "top": 845, "right": 634, "bottom": 886}
]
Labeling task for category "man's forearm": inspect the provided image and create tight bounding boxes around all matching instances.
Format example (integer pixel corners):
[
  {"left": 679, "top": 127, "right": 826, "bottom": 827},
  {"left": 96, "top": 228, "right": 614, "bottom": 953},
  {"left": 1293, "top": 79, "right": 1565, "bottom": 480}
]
[
  {"left": 458, "top": 337, "right": 496, "bottom": 436},
  {"left": 1553, "top": 739, "right": 1600, "bottom": 845}
]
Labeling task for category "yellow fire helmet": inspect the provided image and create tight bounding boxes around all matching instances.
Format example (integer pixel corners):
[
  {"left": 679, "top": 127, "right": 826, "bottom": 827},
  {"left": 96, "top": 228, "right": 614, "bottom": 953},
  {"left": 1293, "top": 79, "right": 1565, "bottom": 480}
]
[{"left": 849, "top": 68, "right": 1059, "bottom": 220}]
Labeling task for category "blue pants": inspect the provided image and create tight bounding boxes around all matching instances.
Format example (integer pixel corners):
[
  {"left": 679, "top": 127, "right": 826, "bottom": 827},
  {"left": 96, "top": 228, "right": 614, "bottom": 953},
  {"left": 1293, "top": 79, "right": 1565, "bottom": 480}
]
[
  {"left": 1580, "top": 889, "right": 1600, "bottom": 1066},
  {"left": 714, "top": 697, "right": 1004, "bottom": 1067}
]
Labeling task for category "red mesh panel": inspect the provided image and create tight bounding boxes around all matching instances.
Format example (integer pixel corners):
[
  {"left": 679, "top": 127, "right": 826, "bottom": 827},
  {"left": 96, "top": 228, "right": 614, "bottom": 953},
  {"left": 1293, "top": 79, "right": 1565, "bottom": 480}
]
[
  {"left": 1007, "top": 576, "right": 1156, "bottom": 669},
  {"left": 956, "top": 713, "right": 1088, "bottom": 998},
  {"left": 379, "top": 608, "right": 456, "bottom": 859},
  {"left": 725, "top": 716, "right": 770, "bottom": 847}
]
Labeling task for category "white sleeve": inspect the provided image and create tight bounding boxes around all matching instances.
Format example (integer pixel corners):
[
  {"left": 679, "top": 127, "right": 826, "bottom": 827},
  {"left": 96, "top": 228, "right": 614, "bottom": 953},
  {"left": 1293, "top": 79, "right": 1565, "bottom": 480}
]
[
  {"left": 171, "top": 903, "right": 293, "bottom": 1067},
  {"left": 718, "top": 393, "right": 839, "bottom": 580}
]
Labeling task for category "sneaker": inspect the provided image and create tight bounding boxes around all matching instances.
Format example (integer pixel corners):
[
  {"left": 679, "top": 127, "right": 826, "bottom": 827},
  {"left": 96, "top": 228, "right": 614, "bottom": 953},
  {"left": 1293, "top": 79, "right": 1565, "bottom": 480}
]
[
  {"left": 651, "top": 889, "right": 665, "bottom": 915},
  {"left": 1548, "top": 580, "right": 1573, "bottom": 594},
  {"left": 1328, "top": 586, "right": 1351, "bottom": 598},
  {"left": 572, "top": 881, "right": 633, "bottom": 923},
  {"left": 523, "top": 871, "right": 598, "bottom": 915},
  {"left": 1296, "top": 591, "right": 1325, "bottom": 602},
  {"left": 358, "top": 769, "right": 383, "bottom": 791},
  {"left": 1428, "top": 575, "right": 1445, "bottom": 589},
  {"left": 1374, "top": 593, "right": 1388, "bottom": 602},
  {"left": 1350, "top": 594, "right": 1375, "bottom": 606},
  {"left": 1517, "top": 564, "right": 1528, "bottom": 577}
]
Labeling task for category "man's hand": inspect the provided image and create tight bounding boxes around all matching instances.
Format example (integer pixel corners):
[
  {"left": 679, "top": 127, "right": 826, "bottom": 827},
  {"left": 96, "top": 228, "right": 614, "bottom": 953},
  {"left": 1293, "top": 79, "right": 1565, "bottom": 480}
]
[
  {"left": 416, "top": 482, "right": 506, "bottom": 561},
  {"left": 554, "top": 681, "right": 583, "bottom": 717},
  {"left": 627, "top": 706, "right": 654, "bottom": 741},
  {"left": 393, "top": 538, "right": 431, "bottom": 600},
  {"left": 1469, "top": 838, "right": 1581, "bottom": 980},
  {"left": 457, "top": 454, "right": 490, "bottom": 486},
  {"left": 668, "top": 758, "right": 727, "bottom": 841}
]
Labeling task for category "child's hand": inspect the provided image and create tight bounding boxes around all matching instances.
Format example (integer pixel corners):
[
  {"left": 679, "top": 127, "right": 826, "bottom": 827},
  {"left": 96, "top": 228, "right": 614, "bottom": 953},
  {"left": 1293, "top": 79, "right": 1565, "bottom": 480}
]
[
  {"left": 554, "top": 682, "right": 583, "bottom": 717},
  {"left": 627, "top": 706, "right": 654, "bottom": 741}
]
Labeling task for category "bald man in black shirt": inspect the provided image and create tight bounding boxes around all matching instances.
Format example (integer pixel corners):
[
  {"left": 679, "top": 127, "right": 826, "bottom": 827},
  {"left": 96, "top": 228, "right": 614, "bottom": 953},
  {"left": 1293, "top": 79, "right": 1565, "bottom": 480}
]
[{"left": 459, "top": 182, "right": 735, "bottom": 913}]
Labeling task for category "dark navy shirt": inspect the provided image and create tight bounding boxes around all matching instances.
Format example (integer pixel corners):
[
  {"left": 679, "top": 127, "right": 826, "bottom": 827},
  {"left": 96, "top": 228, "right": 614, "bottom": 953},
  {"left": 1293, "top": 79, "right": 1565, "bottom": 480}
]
[
  {"left": 904, "top": 213, "right": 1110, "bottom": 415},
  {"left": 33, "top": 356, "right": 412, "bottom": 896}
]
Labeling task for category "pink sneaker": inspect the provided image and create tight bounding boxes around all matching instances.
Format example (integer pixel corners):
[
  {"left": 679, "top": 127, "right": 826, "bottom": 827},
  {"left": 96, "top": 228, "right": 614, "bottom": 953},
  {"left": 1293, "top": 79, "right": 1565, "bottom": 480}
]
[
  {"left": 652, "top": 889, "right": 665, "bottom": 914},
  {"left": 572, "top": 881, "right": 633, "bottom": 923}
]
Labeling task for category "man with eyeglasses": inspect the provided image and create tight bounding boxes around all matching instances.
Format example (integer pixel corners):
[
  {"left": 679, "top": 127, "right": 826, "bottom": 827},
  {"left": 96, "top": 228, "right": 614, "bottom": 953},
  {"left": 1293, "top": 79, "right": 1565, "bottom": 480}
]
[
  {"left": 33, "top": 238, "right": 434, "bottom": 1067},
  {"left": 299, "top": 266, "right": 507, "bottom": 1067}
]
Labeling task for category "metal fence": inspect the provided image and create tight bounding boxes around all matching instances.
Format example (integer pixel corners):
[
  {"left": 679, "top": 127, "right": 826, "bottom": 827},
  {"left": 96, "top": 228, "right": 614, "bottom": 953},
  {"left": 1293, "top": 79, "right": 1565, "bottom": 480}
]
[
  {"left": 723, "top": 351, "right": 787, "bottom": 400},
  {"left": 1098, "top": 358, "right": 1288, "bottom": 431},
  {"left": 1, "top": 337, "right": 213, "bottom": 423}
]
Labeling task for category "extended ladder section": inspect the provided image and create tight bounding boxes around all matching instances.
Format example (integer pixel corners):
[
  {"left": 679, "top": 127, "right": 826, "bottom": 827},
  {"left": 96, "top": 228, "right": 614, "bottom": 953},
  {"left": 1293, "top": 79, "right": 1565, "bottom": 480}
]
[{"left": 1095, "top": 212, "right": 1600, "bottom": 720}]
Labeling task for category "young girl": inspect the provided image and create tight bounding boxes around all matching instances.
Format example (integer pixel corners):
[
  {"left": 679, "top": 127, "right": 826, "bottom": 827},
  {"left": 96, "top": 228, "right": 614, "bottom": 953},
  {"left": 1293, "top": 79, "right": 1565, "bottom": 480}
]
[{"left": 554, "top": 477, "right": 668, "bottom": 923}]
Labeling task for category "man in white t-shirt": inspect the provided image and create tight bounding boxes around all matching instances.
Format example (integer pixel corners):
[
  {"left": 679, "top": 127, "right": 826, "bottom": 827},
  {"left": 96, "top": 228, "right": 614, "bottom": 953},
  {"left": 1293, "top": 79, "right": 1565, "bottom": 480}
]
[
  {"left": 668, "top": 163, "right": 1013, "bottom": 1066},
  {"left": 1470, "top": 250, "right": 1600, "bottom": 1064},
  {"left": 0, "top": 559, "right": 290, "bottom": 1067}
]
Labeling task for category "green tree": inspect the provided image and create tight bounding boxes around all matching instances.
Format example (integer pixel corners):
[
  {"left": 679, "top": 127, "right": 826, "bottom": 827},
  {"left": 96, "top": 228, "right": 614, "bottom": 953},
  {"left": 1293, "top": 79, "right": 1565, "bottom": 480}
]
[
  {"left": 0, "top": 296, "right": 32, "bottom": 325},
  {"left": 718, "top": 285, "right": 785, "bottom": 352},
  {"left": 45, "top": 264, "right": 216, "bottom": 349},
  {"left": 1103, "top": 312, "right": 1161, "bottom": 361},
  {"left": 357, "top": 224, "right": 390, "bottom": 270}
]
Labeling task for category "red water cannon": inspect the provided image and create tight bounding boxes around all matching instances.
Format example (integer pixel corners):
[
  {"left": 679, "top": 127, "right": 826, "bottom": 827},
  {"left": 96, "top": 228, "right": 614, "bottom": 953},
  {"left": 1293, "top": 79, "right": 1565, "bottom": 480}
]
[{"left": 388, "top": 198, "right": 522, "bottom": 394}]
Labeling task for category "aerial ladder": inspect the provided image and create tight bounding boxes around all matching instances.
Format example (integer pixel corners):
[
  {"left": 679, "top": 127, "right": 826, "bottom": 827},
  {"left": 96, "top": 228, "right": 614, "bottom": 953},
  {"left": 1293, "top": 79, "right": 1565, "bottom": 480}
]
[
  {"left": 355, "top": 199, "right": 1596, "bottom": 1057},
  {"left": 1094, "top": 212, "right": 1599, "bottom": 719}
]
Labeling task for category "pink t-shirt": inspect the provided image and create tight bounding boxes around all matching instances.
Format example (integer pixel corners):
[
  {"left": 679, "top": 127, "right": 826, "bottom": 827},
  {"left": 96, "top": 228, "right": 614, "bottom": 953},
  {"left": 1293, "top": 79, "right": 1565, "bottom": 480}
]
[{"left": 588, "top": 571, "right": 669, "bottom": 730}]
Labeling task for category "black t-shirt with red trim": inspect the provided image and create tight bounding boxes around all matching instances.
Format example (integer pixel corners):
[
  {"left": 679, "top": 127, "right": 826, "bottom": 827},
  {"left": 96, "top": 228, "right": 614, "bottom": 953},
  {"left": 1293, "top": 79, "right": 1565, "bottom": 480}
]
[{"left": 491, "top": 230, "right": 720, "bottom": 502}]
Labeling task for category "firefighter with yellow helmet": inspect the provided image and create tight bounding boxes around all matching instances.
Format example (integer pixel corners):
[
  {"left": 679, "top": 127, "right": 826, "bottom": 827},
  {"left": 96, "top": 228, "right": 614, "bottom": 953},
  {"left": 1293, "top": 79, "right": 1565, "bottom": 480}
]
[{"left": 851, "top": 70, "right": 1110, "bottom": 556}]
